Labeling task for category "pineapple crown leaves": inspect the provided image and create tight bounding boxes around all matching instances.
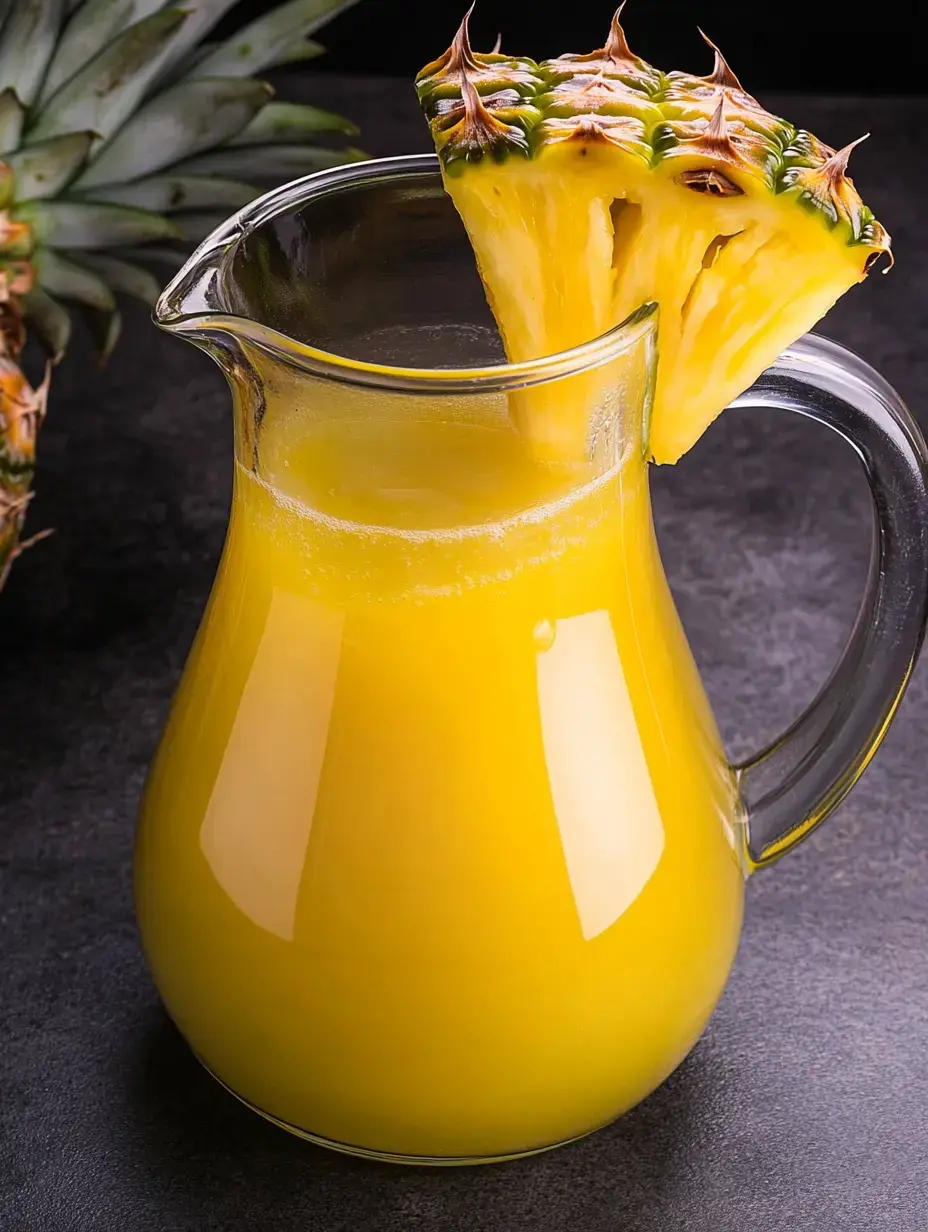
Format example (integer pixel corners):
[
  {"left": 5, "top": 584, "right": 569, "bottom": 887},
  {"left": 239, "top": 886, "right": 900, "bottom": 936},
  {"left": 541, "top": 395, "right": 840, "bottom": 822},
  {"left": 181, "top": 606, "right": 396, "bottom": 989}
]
[
  {"left": 418, "top": 4, "right": 891, "bottom": 267},
  {"left": 0, "top": 0, "right": 363, "bottom": 365},
  {"left": 185, "top": 0, "right": 362, "bottom": 79}
]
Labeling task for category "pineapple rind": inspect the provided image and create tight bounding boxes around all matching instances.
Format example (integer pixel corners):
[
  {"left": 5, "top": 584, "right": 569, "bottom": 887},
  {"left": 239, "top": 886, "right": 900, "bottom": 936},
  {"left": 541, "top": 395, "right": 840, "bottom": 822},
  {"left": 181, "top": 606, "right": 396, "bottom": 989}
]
[{"left": 417, "top": 26, "right": 889, "bottom": 258}]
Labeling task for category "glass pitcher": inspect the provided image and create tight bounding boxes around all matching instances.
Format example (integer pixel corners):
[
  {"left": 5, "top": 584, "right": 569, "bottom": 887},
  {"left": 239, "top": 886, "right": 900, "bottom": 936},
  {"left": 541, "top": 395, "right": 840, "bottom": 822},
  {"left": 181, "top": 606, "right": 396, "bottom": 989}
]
[{"left": 135, "top": 155, "right": 928, "bottom": 1165}]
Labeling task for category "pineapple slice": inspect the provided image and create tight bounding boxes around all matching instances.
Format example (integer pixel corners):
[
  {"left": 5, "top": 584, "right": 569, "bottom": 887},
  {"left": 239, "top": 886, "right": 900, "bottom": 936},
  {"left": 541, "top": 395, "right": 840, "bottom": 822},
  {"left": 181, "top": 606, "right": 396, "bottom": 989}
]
[{"left": 416, "top": 7, "right": 891, "bottom": 464}]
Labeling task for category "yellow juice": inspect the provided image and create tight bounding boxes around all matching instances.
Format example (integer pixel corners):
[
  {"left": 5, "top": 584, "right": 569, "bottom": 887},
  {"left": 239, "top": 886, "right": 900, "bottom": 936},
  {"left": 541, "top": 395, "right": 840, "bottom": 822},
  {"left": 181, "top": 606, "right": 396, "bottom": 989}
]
[{"left": 135, "top": 397, "right": 744, "bottom": 1161}]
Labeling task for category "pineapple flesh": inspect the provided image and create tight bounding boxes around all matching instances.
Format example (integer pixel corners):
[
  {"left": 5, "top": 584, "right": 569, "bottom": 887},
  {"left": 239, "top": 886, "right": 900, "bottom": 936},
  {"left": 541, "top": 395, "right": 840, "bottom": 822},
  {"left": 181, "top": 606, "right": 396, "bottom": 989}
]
[{"left": 416, "top": 7, "right": 891, "bottom": 465}]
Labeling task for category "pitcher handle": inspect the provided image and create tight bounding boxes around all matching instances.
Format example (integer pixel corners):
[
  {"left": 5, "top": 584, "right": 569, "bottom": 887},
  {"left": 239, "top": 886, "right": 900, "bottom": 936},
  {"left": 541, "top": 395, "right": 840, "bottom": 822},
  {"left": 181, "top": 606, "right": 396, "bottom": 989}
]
[{"left": 727, "top": 334, "right": 928, "bottom": 869}]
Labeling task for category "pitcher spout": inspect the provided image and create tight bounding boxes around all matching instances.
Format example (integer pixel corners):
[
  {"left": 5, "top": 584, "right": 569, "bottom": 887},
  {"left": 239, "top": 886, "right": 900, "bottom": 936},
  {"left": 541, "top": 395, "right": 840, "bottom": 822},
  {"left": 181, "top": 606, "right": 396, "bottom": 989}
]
[
  {"left": 154, "top": 212, "right": 245, "bottom": 341},
  {"left": 152, "top": 155, "right": 658, "bottom": 482}
]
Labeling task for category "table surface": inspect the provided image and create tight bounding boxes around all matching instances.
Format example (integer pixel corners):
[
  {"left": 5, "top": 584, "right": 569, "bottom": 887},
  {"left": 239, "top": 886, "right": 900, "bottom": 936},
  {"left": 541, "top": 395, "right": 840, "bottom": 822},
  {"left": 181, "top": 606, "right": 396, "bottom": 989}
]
[{"left": 1, "top": 78, "right": 926, "bottom": 1232}]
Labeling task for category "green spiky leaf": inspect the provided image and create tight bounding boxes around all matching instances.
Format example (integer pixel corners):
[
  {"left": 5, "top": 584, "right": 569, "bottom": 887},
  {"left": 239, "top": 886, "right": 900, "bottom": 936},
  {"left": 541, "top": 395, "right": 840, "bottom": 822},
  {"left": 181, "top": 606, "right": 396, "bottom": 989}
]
[
  {"left": 26, "top": 8, "right": 189, "bottom": 146},
  {"left": 119, "top": 244, "right": 187, "bottom": 270},
  {"left": 7, "top": 134, "right": 93, "bottom": 202},
  {"left": 80, "top": 174, "right": 258, "bottom": 213},
  {"left": 23, "top": 286, "right": 72, "bottom": 363},
  {"left": 267, "top": 35, "right": 326, "bottom": 66},
  {"left": 15, "top": 200, "right": 180, "bottom": 249},
  {"left": 172, "top": 212, "right": 230, "bottom": 243},
  {"left": 172, "top": 144, "right": 366, "bottom": 179},
  {"left": 71, "top": 252, "right": 162, "bottom": 306},
  {"left": 0, "top": 161, "right": 13, "bottom": 210},
  {"left": 75, "top": 76, "right": 274, "bottom": 189},
  {"left": 186, "top": 0, "right": 358, "bottom": 78},
  {"left": 89, "top": 305, "right": 122, "bottom": 361},
  {"left": 159, "top": 31, "right": 325, "bottom": 86},
  {"left": 227, "top": 101, "right": 357, "bottom": 145},
  {"left": 0, "top": 0, "right": 64, "bottom": 108},
  {"left": 156, "top": 43, "right": 217, "bottom": 88},
  {"left": 0, "top": 0, "right": 361, "bottom": 391},
  {"left": 147, "top": 0, "right": 246, "bottom": 78},
  {"left": 39, "top": 0, "right": 167, "bottom": 105},
  {"left": 34, "top": 248, "right": 123, "bottom": 361},
  {"left": 0, "top": 89, "right": 25, "bottom": 156},
  {"left": 35, "top": 248, "right": 116, "bottom": 311}
]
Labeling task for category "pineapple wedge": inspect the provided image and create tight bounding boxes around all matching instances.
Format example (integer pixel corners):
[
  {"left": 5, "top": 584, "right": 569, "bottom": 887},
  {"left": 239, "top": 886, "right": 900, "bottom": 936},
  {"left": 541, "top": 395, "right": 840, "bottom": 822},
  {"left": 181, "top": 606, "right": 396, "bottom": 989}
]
[{"left": 416, "top": 7, "right": 891, "bottom": 464}]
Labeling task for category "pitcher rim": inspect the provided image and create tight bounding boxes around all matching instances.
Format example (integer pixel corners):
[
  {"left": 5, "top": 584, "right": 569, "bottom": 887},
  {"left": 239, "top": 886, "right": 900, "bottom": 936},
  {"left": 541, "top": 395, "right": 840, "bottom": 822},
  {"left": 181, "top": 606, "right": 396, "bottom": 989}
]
[{"left": 154, "top": 153, "right": 658, "bottom": 395}]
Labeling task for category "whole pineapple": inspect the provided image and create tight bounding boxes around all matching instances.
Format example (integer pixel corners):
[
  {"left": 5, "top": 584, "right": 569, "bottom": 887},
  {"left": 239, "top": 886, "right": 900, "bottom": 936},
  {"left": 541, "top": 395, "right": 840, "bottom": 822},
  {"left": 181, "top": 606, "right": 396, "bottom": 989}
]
[
  {"left": 416, "top": 6, "right": 891, "bottom": 465},
  {"left": 0, "top": 0, "right": 363, "bottom": 586}
]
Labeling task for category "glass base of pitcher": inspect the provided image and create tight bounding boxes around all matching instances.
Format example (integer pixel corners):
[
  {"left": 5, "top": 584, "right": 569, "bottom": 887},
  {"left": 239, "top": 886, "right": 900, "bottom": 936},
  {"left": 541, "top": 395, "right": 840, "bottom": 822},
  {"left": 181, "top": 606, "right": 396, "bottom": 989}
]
[{"left": 198, "top": 1054, "right": 594, "bottom": 1166}]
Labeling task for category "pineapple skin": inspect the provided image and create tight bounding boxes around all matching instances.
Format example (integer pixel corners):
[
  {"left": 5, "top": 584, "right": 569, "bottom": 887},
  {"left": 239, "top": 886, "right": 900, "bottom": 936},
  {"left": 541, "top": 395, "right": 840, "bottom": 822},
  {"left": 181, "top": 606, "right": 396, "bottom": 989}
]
[{"left": 416, "top": 9, "right": 891, "bottom": 464}]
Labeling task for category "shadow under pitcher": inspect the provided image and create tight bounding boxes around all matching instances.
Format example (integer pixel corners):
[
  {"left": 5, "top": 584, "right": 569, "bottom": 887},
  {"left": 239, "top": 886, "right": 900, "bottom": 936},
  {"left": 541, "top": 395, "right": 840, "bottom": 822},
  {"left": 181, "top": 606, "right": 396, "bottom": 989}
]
[{"left": 135, "top": 155, "right": 928, "bottom": 1165}]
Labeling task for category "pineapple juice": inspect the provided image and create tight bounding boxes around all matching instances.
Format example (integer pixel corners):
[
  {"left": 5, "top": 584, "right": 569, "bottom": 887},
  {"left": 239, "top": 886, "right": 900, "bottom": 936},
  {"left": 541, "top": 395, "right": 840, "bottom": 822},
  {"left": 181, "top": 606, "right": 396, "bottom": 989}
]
[{"left": 136, "top": 399, "right": 743, "bottom": 1160}]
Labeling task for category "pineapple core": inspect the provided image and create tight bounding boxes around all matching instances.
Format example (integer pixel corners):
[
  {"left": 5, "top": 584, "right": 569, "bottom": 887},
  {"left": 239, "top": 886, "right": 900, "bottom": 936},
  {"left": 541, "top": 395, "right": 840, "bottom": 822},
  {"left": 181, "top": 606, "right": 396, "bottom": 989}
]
[{"left": 416, "top": 8, "right": 890, "bottom": 465}]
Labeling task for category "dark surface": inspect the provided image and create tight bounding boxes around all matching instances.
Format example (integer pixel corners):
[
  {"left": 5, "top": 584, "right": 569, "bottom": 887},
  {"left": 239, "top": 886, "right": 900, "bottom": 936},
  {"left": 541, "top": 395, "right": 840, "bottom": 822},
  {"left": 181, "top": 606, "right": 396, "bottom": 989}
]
[{"left": 1, "top": 80, "right": 927, "bottom": 1231}]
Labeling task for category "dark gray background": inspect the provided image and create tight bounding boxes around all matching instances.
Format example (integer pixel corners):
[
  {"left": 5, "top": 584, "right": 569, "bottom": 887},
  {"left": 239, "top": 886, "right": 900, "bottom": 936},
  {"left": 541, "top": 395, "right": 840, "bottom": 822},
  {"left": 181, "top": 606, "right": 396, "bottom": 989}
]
[
  {"left": 1, "top": 81, "right": 926, "bottom": 1231},
  {"left": 229, "top": 0, "right": 928, "bottom": 94}
]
